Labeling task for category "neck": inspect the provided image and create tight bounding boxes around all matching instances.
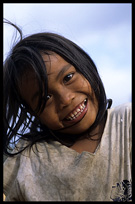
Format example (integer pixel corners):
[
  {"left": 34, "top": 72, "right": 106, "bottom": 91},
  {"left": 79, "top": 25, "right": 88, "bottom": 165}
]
[{"left": 70, "top": 112, "right": 107, "bottom": 154}]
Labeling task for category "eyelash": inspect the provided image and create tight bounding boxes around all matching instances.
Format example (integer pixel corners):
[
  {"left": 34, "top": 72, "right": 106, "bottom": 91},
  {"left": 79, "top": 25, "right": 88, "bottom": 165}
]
[
  {"left": 46, "top": 72, "right": 75, "bottom": 101},
  {"left": 63, "top": 72, "right": 74, "bottom": 83},
  {"left": 46, "top": 95, "right": 51, "bottom": 100}
]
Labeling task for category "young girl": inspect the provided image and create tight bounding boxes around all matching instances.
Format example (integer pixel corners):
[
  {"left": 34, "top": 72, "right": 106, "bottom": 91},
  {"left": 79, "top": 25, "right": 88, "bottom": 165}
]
[{"left": 3, "top": 20, "right": 132, "bottom": 201}]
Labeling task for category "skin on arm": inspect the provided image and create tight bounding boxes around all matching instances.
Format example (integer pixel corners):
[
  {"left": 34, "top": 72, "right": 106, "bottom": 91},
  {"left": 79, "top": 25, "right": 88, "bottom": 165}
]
[{"left": 3, "top": 194, "right": 6, "bottom": 201}]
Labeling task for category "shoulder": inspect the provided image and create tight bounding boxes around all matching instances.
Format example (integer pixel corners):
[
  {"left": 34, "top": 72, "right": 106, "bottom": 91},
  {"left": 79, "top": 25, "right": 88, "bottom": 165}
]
[
  {"left": 108, "top": 102, "right": 131, "bottom": 123},
  {"left": 103, "top": 102, "right": 132, "bottom": 153},
  {"left": 105, "top": 102, "right": 132, "bottom": 138},
  {"left": 4, "top": 140, "right": 71, "bottom": 181},
  {"left": 110, "top": 102, "right": 131, "bottom": 113},
  {"left": 3, "top": 141, "right": 56, "bottom": 199},
  {"left": 3, "top": 140, "right": 74, "bottom": 200}
]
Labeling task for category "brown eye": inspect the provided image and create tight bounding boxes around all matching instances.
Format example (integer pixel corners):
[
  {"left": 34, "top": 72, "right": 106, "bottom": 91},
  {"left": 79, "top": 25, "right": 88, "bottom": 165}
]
[{"left": 63, "top": 73, "right": 74, "bottom": 83}]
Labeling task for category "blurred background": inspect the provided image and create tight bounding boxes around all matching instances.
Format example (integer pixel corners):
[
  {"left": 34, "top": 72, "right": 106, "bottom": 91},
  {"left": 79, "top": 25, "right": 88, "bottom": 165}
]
[{"left": 3, "top": 3, "right": 132, "bottom": 107}]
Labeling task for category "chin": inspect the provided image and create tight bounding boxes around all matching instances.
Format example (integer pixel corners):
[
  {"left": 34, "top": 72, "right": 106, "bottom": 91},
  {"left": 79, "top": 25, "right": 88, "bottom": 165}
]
[{"left": 59, "top": 119, "right": 94, "bottom": 135}]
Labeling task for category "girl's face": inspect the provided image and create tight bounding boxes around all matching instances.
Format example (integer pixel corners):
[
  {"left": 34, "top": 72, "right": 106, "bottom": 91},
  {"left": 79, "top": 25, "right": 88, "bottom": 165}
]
[{"left": 21, "top": 53, "right": 98, "bottom": 135}]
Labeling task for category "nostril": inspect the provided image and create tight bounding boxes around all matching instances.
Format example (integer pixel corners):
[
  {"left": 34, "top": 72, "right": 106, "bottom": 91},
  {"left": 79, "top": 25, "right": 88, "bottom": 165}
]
[
  {"left": 59, "top": 98, "right": 73, "bottom": 109},
  {"left": 58, "top": 92, "right": 75, "bottom": 109}
]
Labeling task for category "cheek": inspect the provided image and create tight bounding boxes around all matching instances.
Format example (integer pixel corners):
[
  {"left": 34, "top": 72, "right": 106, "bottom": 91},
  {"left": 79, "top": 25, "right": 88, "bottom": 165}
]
[
  {"left": 87, "top": 99, "right": 98, "bottom": 122},
  {"left": 39, "top": 109, "right": 63, "bottom": 130},
  {"left": 77, "top": 75, "right": 92, "bottom": 94}
]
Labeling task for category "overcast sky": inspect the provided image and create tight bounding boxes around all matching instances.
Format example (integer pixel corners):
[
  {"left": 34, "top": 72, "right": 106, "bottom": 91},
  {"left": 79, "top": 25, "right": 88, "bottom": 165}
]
[{"left": 3, "top": 3, "right": 132, "bottom": 107}]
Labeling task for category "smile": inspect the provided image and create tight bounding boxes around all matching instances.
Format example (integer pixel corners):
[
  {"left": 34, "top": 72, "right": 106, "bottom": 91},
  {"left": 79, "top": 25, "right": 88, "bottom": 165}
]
[{"left": 63, "top": 98, "right": 88, "bottom": 124}]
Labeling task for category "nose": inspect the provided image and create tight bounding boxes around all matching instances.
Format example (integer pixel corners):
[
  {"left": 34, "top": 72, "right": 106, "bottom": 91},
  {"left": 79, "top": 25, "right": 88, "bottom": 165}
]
[{"left": 56, "top": 88, "right": 75, "bottom": 109}]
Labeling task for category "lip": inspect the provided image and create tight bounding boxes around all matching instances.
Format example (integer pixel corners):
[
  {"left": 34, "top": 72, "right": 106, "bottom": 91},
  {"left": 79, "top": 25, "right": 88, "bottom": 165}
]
[{"left": 62, "top": 99, "right": 88, "bottom": 126}]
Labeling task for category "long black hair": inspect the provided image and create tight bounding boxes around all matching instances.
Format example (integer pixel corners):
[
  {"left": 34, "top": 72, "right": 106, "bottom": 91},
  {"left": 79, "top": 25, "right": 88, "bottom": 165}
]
[{"left": 3, "top": 19, "right": 112, "bottom": 156}]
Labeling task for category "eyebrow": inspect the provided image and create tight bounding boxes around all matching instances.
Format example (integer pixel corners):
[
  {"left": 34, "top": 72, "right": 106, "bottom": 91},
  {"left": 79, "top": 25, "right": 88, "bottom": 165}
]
[{"left": 48, "top": 63, "right": 72, "bottom": 81}]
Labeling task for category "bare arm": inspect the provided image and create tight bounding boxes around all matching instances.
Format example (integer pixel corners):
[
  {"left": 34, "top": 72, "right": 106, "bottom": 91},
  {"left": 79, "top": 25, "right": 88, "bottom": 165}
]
[{"left": 3, "top": 194, "right": 6, "bottom": 201}]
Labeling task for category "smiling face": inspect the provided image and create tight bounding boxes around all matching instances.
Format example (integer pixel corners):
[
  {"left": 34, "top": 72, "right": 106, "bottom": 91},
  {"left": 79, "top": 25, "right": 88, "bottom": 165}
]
[{"left": 20, "top": 53, "right": 98, "bottom": 135}]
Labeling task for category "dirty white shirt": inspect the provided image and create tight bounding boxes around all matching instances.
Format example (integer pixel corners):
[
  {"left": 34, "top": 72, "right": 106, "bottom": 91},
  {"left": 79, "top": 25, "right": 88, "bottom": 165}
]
[{"left": 3, "top": 103, "right": 132, "bottom": 201}]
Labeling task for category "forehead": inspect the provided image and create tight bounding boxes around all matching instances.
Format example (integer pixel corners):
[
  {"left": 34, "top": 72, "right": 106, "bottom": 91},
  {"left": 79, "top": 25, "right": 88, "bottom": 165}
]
[{"left": 42, "top": 52, "right": 69, "bottom": 75}]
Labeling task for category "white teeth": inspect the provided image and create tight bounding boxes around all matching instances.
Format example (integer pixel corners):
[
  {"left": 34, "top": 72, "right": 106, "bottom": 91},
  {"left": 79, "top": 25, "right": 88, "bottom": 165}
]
[{"left": 66, "top": 99, "right": 87, "bottom": 121}]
